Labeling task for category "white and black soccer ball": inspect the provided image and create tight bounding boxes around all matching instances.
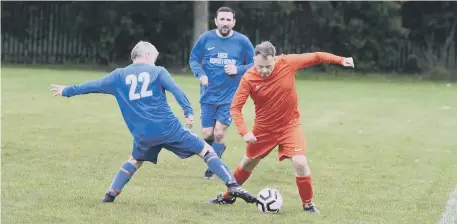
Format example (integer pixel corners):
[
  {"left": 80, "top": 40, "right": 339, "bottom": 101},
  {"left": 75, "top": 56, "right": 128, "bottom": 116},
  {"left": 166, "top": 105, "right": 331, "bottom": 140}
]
[{"left": 256, "top": 187, "right": 283, "bottom": 213}]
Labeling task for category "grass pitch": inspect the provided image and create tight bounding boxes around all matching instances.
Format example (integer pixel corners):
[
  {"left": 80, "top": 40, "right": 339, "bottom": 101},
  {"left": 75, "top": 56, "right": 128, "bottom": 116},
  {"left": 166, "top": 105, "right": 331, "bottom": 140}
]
[{"left": 2, "top": 66, "right": 456, "bottom": 224}]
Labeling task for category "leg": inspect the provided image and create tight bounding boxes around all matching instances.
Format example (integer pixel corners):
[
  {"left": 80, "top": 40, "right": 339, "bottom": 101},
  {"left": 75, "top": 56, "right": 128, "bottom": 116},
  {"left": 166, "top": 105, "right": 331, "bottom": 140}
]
[
  {"left": 101, "top": 142, "right": 162, "bottom": 203},
  {"left": 239, "top": 155, "right": 263, "bottom": 172},
  {"left": 290, "top": 155, "right": 318, "bottom": 213},
  {"left": 207, "top": 129, "right": 278, "bottom": 205},
  {"left": 212, "top": 103, "right": 233, "bottom": 158},
  {"left": 200, "top": 103, "right": 217, "bottom": 179},
  {"left": 278, "top": 125, "right": 319, "bottom": 214},
  {"left": 212, "top": 120, "right": 229, "bottom": 157},
  {"left": 101, "top": 156, "right": 143, "bottom": 203},
  {"left": 203, "top": 120, "right": 228, "bottom": 180},
  {"left": 203, "top": 126, "right": 216, "bottom": 179},
  {"left": 102, "top": 157, "right": 143, "bottom": 203},
  {"left": 197, "top": 143, "right": 234, "bottom": 184},
  {"left": 220, "top": 155, "right": 262, "bottom": 200},
  {"left": 164, "top": 127, "right": 257, "bottom": 204},
  {"left": 200, "top": 103, "right": 217, "bottom": 144},
  {"left": 199, "top": 146, "right": 257, "bottom": 204}
]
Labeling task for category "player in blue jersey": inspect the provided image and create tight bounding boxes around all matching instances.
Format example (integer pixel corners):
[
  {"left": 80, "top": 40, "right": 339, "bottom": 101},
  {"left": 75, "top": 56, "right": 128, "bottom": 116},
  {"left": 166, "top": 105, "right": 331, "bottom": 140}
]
[
  {"left": 50, "top": 41, "right": 257, "bottom": 204},
  {"left": 189, "top": 6, "right": 255, "bottom": 180}
]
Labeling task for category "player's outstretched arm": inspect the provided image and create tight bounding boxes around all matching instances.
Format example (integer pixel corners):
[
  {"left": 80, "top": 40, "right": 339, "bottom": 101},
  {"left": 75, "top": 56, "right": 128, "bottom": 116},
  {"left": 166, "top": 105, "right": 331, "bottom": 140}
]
[
  {"left": 51, "top": 69, "right": 119, "bottom": 97},
  {"left": 158, "top": 67, "right": 193, "bottom": 118},
  {"left": 285, "top": 52, "right": 355, "bottom": 70},
  {"left": 189, "top": 34, "right": 207, "bottom": 80}
]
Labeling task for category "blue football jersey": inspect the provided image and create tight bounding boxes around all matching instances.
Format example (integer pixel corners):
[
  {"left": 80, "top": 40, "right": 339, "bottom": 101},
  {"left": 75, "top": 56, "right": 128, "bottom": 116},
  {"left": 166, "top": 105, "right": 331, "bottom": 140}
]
[
  {"left": 62, "top": 63, "right": 193, "bottom": 143},
  {"left": 189, "top": 30, "right": 255, "bottom": 105}
]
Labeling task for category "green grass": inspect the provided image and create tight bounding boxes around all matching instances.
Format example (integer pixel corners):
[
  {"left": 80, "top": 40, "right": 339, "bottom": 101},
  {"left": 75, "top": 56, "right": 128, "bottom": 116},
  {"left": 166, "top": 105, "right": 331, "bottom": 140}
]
[{"left": 2, "top": 66, "right": 457, "bottom": 224}]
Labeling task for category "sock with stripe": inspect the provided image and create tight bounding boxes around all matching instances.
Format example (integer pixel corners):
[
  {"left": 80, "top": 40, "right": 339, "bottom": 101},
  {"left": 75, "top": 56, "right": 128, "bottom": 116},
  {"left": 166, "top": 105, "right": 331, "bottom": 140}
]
[
  {"left": 212, "top": 142, "right": 226, "bottom": 158},
  {"left": 204, "top": 139, "right": 215, "bottom": 173},
  {"left": 107, "top": 161, "right": 138, "bottom": 197},
  {"left": 204, "top": 151, "right": 234, "bottom": 184},
  {"left": 296, "top": 175, "right": 313, "bottom": 205}
]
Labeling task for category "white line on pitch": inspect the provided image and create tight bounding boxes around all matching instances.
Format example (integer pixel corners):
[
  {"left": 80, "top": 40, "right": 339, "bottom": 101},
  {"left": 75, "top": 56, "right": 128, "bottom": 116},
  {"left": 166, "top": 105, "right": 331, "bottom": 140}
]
[{"left": 439, "top": 184, "right": 457, "bottom": 224}]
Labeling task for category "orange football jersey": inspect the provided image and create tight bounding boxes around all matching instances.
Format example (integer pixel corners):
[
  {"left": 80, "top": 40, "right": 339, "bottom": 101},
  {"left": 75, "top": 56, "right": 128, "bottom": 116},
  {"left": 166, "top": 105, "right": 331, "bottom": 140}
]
[{"left": 230, "top": 52, "right": 344, "bottom": 136}]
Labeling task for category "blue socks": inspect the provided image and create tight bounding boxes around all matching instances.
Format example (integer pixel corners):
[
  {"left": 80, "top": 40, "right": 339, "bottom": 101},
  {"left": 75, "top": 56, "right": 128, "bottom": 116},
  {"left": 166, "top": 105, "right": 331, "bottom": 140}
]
[
  {"left": 107, "top": 161, "right": 138, "bottom": 197},
  {"left": 203, "top": 138, "right": 226, "bottom": 158},
  {"left": 204, "top": 151, "right": 234, "bottom": 184},
  {"left": 205, "top": 141, "right": 226, "bottom": 174},
  {"left": 212, "top": 142, "right": 226, "bottom": 158}
]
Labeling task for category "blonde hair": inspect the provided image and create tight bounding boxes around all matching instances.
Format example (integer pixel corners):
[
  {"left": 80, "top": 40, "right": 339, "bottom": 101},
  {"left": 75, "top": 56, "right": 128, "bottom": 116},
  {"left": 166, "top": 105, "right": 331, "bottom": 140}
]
[{"left": 131, "top": 41, "right": 159, "bottom": 60}]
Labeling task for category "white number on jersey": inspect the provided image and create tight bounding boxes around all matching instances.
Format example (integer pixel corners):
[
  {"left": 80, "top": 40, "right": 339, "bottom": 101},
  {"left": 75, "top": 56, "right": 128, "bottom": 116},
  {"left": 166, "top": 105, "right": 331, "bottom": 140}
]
[{"left": 125, "top": 72, "right": 153, "bottom": 101}]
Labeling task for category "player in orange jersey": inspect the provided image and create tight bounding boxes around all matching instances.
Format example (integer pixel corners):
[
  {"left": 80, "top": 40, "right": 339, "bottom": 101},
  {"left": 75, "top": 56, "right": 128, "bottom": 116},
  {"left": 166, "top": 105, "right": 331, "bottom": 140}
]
[{"left": 206, "top": 41, "right": 354, "bottom": 213}]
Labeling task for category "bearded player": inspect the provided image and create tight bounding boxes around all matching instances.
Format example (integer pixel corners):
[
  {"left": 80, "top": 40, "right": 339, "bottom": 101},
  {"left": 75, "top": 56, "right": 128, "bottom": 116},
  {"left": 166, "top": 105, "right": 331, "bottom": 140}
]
[
  {"left": 206, "top": 41, "right": 355, "bottom": 213},
  {"left": 189, "top": 7, "right": 255, "bottom": 180}
]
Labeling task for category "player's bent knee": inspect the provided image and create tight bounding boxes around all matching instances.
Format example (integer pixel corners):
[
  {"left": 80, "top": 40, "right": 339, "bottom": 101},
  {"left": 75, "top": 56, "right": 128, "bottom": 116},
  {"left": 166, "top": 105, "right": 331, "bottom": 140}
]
[
  {"left": 198, "top": 143, "right": 214, "bottom": 158},
  {"left": 291, "top": 154, "right": 308, "bottom": 165},
  {"left": 240, "top": 156, "right": 261, "bottom": 172},
  {"left": 213, "top": 128, "right": 225, "bottom": 142},
  {"left": 294, "top": 163, "right": 308, "bottom": 176},
  {"left": 202, "top": 128, "right": 214, "bottom": 140},
  {"left": 128, "top": 157, "right": 143, "bottom": 168},
  {"left": 291, "top": 155, "right": 310, "bottom": 176},
  {"left": 202, "top": 150, "right": 218, "bottom": 163}
]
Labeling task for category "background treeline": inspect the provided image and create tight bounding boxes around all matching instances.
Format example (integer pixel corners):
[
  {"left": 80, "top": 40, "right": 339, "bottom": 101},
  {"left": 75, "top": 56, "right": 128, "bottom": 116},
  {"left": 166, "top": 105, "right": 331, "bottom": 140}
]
[{"left": 1, "top": 1, "right": 456, "bottom": 80}]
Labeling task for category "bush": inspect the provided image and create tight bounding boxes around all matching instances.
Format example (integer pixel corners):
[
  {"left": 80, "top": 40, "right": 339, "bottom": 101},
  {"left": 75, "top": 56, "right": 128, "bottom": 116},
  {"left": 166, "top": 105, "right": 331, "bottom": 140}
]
[
  {"left": 404, "top": 54, "right": 421, "bottom": 73},
  {"left": 427, "top": 66, "right": 455, "bottom": 81}
]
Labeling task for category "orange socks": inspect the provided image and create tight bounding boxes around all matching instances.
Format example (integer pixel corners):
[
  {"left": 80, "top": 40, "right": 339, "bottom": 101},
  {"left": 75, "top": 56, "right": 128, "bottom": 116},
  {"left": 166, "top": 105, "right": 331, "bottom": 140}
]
[
  {"left": 224, "top": 165, "right": 252, "bottom": 199},
  {"left": 296, "top": 175, "right": 313, "bottom": 205}
]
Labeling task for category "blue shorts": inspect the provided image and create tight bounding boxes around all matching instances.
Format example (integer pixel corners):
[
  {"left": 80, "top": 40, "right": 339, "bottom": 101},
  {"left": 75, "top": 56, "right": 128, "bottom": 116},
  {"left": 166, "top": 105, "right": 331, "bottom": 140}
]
[
  {"left": 200, "top": 103, "right": 232, "bottom": 128},
  {"left": 131, "top": 127, "right": 205, "bottom": 164}
]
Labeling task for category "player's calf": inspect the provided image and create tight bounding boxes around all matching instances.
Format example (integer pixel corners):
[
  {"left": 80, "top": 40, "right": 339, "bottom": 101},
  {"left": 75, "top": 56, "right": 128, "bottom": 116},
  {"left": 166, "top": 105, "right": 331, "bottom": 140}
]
[
  {"left": 290, "top": 155, "right": 316, "bottom": 212},
  {"left": 204, "top": 125, "right": 228, "bottom": 179},
  {"left": 202, "top": 149, "right": 233, "bottom": 183},
  {"left": 202, "top": 127, "right": 217, "bottom": 179},
  {"left": 212, "top": 128, "right": 227, "bottom": 158},
  {"left": 203, "top": 144, "right": 226, "bottom": 180},
  {"left": 101, "top": 157, "right": 143, "bottom": 203},
  {"left": 213, "top": 121, "right": 228, "bottom": 158},
  {"left": 239, "top": 155, "right": 262, "bottom": 172}
]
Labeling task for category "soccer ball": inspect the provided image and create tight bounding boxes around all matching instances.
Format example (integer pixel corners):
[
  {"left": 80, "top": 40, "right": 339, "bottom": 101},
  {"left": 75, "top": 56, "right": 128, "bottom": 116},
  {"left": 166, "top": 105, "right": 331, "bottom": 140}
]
[{"left": 256, "top": 187, "right": 283, "bottom": 213}]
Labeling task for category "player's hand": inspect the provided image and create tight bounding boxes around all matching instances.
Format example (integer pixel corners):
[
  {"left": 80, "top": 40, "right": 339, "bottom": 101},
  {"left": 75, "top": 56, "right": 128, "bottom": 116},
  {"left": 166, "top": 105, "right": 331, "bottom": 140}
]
[
  {"left": 243, "top": 132, "right": 257, "bottom": 144},
  {"left": 342, "top": 57, "right": 355, "bottom": 68},
  {"left": 224, "top": 64, "right": 238, "bottom": 75},
  {"left": 185, "top": 115, "right": 194, "bottom": 129},
  {"left": 199, "top": 76, "right": 208, "bottom": 86},
  {"left": 50, "top": 84, "right": 67, "bottom": 96}
]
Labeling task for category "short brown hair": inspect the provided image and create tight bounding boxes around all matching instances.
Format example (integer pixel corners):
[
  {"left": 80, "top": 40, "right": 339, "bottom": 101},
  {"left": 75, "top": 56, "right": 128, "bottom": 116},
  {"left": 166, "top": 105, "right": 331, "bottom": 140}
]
[
  {"left": 255, "top": 41, "right": 276, "bottom": 58},
  {"left": 216, "top": 7, "right": 235, "bottom": 18}
]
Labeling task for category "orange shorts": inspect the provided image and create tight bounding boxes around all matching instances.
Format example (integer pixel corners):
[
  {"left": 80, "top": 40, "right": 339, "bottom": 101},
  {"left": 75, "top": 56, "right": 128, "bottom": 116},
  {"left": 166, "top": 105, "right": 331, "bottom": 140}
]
[{"left": 245, "top": 125, "right": 306, "bottom": 161}]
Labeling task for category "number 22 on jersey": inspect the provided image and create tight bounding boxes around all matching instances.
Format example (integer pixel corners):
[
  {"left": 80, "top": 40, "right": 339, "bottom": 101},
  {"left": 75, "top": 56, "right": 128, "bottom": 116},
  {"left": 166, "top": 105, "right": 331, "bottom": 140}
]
[{"left": 125, "top": 72, "right": 153, "bottom": 101}]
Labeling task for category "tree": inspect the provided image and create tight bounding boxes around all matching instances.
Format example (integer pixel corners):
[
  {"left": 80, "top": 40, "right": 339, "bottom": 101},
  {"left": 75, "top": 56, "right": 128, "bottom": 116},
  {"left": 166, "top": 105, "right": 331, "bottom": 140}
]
[{"left": 193, "top": 1, "right": 209, "bottom": 45}]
